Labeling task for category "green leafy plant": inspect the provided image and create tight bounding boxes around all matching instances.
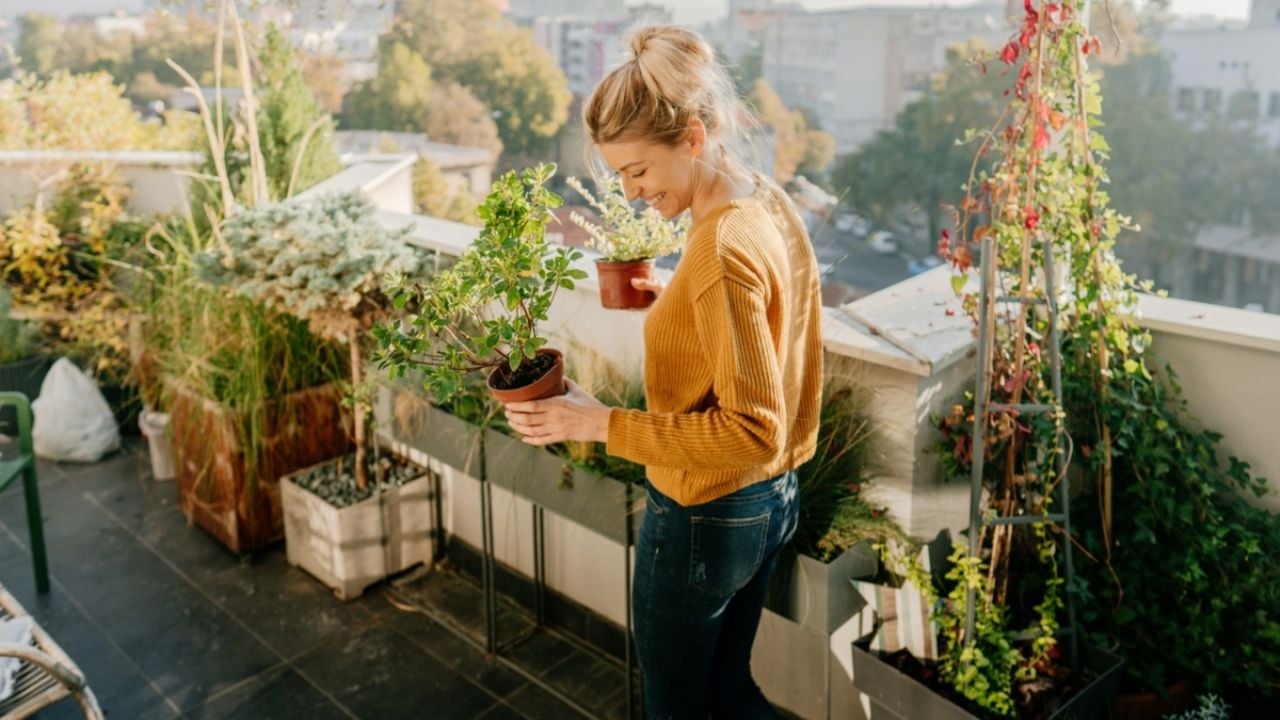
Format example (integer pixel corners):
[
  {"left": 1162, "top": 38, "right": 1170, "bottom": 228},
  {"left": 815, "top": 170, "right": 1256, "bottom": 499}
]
[
  {"left": 564, "top": 175, "right": 687, "bottom": 262},
  {"left": 1166, "top": 694, "right": 1230, "bottom": 720},
  {"left": 794, "top": 376, "right": 901, "bottom": 562},
  {"left": 376, "top": 163, "right": 587, "bottom": 403},
  {"left": 0, "top": 288, "right": 40, "bottom": 364},
  {"left": 197, "top": 193, "right": 429, "bottom": 491}
]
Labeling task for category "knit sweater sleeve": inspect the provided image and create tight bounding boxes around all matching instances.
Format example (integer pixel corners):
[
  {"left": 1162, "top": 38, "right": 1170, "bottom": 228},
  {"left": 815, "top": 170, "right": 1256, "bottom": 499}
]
[{"left": 605, "top": 269, "right": 787, "bottom": 472}]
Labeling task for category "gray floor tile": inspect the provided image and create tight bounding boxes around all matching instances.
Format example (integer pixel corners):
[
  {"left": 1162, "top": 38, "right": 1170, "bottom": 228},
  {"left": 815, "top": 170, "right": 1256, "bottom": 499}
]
[{"left": 292, "top": 624, "right": 496, "bottom": 720}]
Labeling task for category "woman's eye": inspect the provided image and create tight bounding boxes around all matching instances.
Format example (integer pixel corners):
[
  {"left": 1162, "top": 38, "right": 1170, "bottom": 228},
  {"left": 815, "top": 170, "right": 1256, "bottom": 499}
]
[{"left": 632, "top": 170, "right": 646, "bottom": 179}]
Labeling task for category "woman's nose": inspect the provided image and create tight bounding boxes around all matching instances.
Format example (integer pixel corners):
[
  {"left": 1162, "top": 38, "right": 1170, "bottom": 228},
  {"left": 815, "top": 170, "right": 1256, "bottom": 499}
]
[{"left": 622, "top": 177, "right": 641, "bottom": 202}]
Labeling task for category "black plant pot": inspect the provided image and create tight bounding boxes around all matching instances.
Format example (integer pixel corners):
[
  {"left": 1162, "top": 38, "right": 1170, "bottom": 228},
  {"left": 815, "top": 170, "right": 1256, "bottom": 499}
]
[{"left": 0, "top": 355, "right": 50, "bottom": 435}]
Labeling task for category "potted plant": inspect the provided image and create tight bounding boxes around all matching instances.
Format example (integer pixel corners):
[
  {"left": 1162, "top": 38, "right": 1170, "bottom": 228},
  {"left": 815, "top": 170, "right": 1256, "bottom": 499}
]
[
  {"left": 766, "top": 374, "right": 904, "bottom": 634},
  {"left": 134, "top": 4, "right": 355, "bottom": 554},
  {"left": 197, "top": 191, "right": 436, "bottom": 598},
  {"left": 0, "top": 288, "right": 46, "bottom": 436},
  {"left": 377, "top": 163, "right": 587, "bottom": 405},
  {"left": 564, "top": 175, "right": 687, "bottom": 310}
]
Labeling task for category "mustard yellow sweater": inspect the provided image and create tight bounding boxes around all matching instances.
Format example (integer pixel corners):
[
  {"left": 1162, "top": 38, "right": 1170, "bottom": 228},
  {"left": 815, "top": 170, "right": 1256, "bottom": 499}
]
[{"left": 606, "top": 180, "right": 824, "bottom": 506}]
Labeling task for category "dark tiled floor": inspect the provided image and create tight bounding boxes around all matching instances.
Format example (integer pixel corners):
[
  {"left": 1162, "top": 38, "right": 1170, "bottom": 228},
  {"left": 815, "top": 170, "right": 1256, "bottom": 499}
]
[{"left": 0, "top": 438, "right": 639, "bottom": 719}]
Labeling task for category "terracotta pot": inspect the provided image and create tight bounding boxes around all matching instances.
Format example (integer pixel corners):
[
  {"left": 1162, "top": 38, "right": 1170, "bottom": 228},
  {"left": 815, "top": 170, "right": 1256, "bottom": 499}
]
[
  {"left": 1111, "top": 677, "right": 1197, "bottom": 720},
  {"left": 487, "top": 348, "right": 566, "bottom": 404},
  {"left": 595, "top": 259, "right": 656, "bottom": 310}
]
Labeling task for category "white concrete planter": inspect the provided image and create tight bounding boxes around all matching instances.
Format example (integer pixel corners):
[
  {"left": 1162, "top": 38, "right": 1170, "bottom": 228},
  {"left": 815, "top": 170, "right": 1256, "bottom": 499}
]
[{"left": 281, "top": 460, "right": 435, "bottom": 601}]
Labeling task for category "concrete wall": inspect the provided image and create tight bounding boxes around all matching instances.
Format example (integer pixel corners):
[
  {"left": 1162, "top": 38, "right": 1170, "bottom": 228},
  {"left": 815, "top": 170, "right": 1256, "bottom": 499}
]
[
  {"left": 1137, "top": 295, "right": 1280, "bottom": 511},
  {"left": 0, "top": 151, "right": 202, "bottom": 217}
]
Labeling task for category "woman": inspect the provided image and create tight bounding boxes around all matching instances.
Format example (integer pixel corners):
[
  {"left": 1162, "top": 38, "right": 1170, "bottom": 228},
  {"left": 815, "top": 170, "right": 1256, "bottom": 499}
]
[{"left": 504, "top": 24, "right": 823, "bottom": 720}]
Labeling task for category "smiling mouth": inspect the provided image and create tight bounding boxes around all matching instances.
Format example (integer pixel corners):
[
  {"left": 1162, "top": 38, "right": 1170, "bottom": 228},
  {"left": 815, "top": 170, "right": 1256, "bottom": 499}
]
[{"left": 647, "top": 192, "right": 666, "bottom": 207}]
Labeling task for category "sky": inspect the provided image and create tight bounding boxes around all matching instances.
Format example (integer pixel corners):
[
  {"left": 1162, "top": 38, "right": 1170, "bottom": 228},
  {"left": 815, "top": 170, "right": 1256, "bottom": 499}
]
[
  {"left": 0, "top": 0, "right": 1256, "bottom": 25},
  {"left": 662, "top": 1, "right": 1254, "bottom": 26}
]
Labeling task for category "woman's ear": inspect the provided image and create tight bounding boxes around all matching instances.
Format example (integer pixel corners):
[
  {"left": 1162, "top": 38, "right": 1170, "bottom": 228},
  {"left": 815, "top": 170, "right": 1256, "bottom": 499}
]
[{"left": 686, "top": 119, "right": 707, "bottom": 159}]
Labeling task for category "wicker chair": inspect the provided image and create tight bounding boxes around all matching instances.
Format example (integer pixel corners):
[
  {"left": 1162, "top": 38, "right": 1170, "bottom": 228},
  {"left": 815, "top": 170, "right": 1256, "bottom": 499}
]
[
  {"left": 0, "top": 393, "right": 102, "bottom": 719},
  {"left": 0, "top": 584, "right": 103, "bottom": 719}
]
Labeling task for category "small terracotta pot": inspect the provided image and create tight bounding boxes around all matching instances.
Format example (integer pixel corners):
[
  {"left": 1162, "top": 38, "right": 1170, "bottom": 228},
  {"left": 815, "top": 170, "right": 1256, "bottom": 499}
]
[
  {"left": 487, "top": 348, "right": 567, "bottom": 405},
  {"left": 596, "top": 259, "right": 656, "bottom": 310}
]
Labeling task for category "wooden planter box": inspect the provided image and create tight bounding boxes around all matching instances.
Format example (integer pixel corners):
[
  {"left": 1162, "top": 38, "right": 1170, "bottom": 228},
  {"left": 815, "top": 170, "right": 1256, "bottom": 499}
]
[
  {"left": 850, "top": 641, "right": 1124, "bottom": 720},
  {"left": 484, "top": 428, "right": 642, "bottom": 545},
  {"left": 281, "top": 459, "right": 434, "bottom": 601},
  {"left": 168, "top": 381, "right": 351, "bottom": 554},
  {"left": 766, "top": 541, "right": 880, "bottom": 634}
]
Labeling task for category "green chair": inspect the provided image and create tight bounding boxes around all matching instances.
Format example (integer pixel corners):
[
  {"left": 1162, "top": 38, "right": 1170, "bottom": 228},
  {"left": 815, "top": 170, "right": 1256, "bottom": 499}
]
[{"left": 0, "top": 392, "right": 48, "bottom": 594}]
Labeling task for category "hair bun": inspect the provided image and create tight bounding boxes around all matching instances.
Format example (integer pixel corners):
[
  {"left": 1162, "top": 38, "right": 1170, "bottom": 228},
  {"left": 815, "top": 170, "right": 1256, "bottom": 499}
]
[{"left": 630, "top": 26, "right": 659, "bottom": 58}]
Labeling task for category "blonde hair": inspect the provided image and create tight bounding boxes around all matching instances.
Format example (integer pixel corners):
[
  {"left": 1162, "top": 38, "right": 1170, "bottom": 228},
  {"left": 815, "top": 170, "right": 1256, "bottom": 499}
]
[{"left": 584, "top": 25, "right": 760, "bottom": 172}]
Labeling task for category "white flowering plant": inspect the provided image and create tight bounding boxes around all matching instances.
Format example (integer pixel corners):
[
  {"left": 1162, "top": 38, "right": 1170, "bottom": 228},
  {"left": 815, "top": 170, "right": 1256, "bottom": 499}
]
[{"left": 565, "top": 175, "right": 688, "bottom": 262}]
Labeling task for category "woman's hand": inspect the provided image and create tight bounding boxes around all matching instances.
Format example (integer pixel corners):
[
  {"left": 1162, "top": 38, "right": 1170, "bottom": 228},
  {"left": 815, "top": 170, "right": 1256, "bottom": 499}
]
[
  {"left": 631, "top": 275, "right": 666, "bottom": 298},
  {"left": 504, "top": 379, "right": 611, "bottom": 446}
]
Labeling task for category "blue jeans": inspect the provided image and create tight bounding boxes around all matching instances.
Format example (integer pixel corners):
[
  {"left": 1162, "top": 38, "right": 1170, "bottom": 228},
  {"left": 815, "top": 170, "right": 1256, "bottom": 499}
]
[{"left": 633, "top": 471, "right": 799, "bottom": 720}]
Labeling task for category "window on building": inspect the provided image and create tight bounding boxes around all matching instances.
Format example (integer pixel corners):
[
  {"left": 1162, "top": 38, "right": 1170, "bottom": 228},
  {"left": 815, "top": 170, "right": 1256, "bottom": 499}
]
[
  {"left": 1228, "top": 90, "right": 1261, "bottom": 120},
  {"left": 1270, "top": 92, "right": 1280, "bottom": 118},
  {"left": 1204, "top": 88, "right": 1222, "bottom": 113},
  {"left": 1177, "top": 87, "right": 1197, "bottom": 113}
]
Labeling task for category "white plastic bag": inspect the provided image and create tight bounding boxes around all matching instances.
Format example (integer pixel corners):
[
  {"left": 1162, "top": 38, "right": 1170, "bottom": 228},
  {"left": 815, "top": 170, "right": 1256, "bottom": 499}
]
[
  {"left": 32, "top": 358, "right": 120, "bottom": 462},
  {"left": 0, "top": 616, "right": 35, "bottom": 701}
]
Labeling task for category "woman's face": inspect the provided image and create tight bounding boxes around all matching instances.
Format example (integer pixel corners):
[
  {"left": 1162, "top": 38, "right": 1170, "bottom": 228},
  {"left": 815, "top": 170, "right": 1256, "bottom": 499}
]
[{"left": 598, "top": 129, "right": 703, "bottom": 220}]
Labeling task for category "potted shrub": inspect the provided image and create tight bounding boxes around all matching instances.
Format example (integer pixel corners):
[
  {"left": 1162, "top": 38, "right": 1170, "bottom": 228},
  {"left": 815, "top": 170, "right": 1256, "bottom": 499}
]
[
  {"left": 377, "top": 163, "right": 587, "bottom": 405},
  {"left": 565, "top": 175, "right": 687, "bottom": 310},
  {"left": 0, "top": 288, "right": 46, "bottom": 436},
  {"left": 197, "top": 192, "right": 436, "bottom": 598},
  {"left": 136, "top": 7, "right": 355, "bottom": 554},
  {"left": 765, "top": 375, "right": 905, "bottom": 634}
]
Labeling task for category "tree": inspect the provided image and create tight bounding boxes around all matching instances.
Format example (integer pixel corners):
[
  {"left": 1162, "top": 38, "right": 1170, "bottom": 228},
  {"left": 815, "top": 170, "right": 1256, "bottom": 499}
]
[
  {"left": 423, "top": 80, "right": 503, "bottom": 159},
  {"left": 413, "top": 157, "right": 479, "bottom": 224},
  {"left": 340, "top": 40, "right": 433, "bottom": 133},
  {"left": 731, "top": 44, "right": 763, "bottom": 97},
  {"left": 127, "top": 71, "right": 175, "bottom": 106},
  {"left": 300, "top": 51, "right": 347, "bottom": 115},
  {"left": 256, "top": 24, "right": 342, "bottom": 199},
  {"left": 798, "top": 129, "right": 836, "bottom": 179},
  {"left": 830, "top": 43, "right": 1007, "bottom": 243},
  {"left": 748, "top": 78, "right": 836, "bottom": 182},
  {"left": 16, "top": 13, "right": 59, "bottom": 77},
  {"left": 395, "top": 0, "right": 570, "bottom": 162}
]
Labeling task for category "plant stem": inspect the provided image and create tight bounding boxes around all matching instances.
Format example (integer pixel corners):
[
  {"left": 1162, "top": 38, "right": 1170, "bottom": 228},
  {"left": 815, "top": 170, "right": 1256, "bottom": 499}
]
[{"left": 350, "top": 327, "right": 367, "bottom": 492}]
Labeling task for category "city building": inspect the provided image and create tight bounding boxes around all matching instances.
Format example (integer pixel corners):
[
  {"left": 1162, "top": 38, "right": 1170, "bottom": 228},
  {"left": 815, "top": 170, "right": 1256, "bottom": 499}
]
[
  {"left": 762, "top": 2, "right": 1010, "bottom": 153},
  {"left": 506, "top": 0, "right": 626, "bottom": 25},
  {"left": 1163, "top": 0, "right": 1280, "bottom": 146}
]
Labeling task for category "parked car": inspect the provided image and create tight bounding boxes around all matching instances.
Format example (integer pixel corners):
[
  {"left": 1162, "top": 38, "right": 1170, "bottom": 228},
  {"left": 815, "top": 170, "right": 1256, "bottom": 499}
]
[
  {"left": 907, "top": 255, "right": 944, "bottom": 275},
  {"left": 867, "top": 230, "right": 898, "bottom": 255},
  {"left": 835, "top": 212, "right": 869, "bottom": 236}
]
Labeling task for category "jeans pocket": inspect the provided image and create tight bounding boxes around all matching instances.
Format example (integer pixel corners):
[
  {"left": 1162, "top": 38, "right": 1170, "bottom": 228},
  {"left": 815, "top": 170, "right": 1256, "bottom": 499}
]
[{"left": 689, "top": 513, "right": 770, "bottom": 597}]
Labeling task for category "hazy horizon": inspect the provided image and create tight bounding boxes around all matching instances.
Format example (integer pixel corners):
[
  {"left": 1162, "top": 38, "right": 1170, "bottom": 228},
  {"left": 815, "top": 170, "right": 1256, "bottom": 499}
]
[{"left": 0, "top": 0, "right": 1255, "bottom": 25}]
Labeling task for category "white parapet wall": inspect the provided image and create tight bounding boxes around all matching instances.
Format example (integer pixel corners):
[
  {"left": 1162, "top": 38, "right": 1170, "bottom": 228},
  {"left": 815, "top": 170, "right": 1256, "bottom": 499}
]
[
  {"left": 0, "top": 150, "right": 203, "bottom": 216},
  {"left": 1136, "top": 294, "right": 1280, "bottom": 511}
]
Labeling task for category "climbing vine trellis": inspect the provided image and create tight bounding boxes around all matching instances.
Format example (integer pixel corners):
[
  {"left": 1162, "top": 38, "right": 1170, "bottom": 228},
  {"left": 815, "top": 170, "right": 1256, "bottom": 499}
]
[{"left": 924, "top": 0, "right": 1159, "bottom": 714}]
